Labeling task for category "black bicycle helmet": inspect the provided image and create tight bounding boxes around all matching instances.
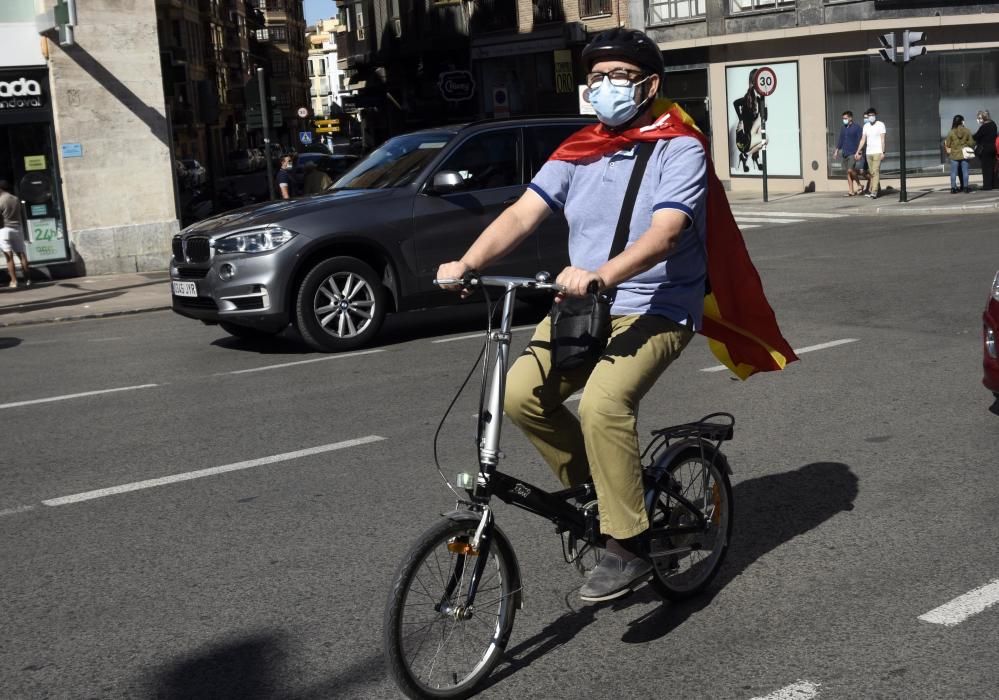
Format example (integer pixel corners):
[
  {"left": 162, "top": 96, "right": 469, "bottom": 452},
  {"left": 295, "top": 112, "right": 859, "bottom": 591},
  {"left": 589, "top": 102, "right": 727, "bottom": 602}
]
[{"left": 581, "top": 28, "right": 665, "bottom": 76}]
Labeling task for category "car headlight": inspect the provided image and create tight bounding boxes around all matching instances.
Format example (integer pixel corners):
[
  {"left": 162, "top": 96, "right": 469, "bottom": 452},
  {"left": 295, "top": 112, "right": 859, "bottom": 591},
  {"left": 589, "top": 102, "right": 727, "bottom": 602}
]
[
  {"left": 214, "top": 226, "right": 296, "bottom": 254},
  {"left": 992, "top": 271, "right": 999, "bottom": 302}
]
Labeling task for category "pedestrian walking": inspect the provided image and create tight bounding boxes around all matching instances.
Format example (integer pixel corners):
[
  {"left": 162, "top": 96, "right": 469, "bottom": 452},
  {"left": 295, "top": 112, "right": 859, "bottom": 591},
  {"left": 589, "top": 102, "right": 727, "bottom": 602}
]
[
  {"left": 855, "top": 108, "right": 886, "bottom": 199},
  {"left": 302, "top": 161, "right": 332, "bottom": 195},
  {"left": 973, "top": 110, "right": 997, "bottom": 191},
  {"left": 945, "top": 114, "right": 974, "bottom": 194},
  {"left": 276, "top": 154, "right": 295, "bottom": 199},
  {"left": 833, "top": 110, "right": 864, "bottom": 196},
  {"left": 0, "top": 180, "right": 30, "bottom": 289}
]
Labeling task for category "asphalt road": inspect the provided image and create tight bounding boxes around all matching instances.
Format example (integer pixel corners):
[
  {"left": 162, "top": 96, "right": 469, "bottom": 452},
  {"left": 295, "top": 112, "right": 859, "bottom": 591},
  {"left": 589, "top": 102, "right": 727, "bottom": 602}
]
[{"left": 1, "top": 214, "right": 997, "bottom": 699}]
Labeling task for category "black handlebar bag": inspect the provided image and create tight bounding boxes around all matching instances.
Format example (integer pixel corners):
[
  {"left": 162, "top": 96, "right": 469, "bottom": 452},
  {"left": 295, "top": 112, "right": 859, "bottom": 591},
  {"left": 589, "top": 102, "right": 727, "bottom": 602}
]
[{"left": 548, "top": 141, "right": 655, "bottom": 371}]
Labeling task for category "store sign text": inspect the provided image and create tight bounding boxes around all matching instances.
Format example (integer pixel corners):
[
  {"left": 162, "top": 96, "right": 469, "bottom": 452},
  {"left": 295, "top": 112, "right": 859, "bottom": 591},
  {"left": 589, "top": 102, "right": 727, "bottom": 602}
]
[{"left": 0, "top": 78, "right": 45, "bottom": 110}]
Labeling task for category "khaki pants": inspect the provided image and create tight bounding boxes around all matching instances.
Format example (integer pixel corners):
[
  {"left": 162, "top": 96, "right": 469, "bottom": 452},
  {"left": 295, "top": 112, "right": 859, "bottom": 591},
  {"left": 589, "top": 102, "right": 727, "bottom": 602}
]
[
  {"left": 504, "top": 313, "right": 693, "bottom": 539},
  {"left": 868, "top": 153, "right": 883, "bottom": 194}
]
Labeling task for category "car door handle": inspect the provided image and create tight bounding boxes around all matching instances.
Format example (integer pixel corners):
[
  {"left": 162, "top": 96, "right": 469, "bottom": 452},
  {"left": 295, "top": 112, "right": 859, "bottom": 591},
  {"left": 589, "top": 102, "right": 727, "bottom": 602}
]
[{"left": 502, "top": 196, "right": 519, "bottom": 205}]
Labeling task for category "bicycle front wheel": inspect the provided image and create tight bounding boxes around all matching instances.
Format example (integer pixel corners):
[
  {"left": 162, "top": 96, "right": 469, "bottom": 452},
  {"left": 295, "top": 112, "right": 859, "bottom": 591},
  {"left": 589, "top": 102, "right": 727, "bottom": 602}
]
[
  {"left": 384, "top": 516, "right": 518, "bottom": 699},
  {"left": 646, "top": 448, "right": 733, "bottom": 600}
]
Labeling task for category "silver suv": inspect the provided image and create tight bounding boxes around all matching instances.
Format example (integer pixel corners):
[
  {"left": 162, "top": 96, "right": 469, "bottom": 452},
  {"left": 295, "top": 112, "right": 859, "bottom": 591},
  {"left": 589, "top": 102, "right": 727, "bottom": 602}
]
[{"left": 170, "top": 117, "right": 593, "bottom": 351}]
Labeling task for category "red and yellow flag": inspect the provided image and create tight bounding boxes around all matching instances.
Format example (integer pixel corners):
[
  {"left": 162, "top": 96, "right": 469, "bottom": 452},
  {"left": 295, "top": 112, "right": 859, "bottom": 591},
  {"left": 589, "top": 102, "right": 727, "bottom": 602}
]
[{"left": 548, "top": 99, "right": 798, "bottom": 379}]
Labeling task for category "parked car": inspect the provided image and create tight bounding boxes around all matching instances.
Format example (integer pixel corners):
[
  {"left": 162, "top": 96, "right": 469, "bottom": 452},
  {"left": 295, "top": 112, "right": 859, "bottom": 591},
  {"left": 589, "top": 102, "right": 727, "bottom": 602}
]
[
  {"left": 984, "top": 270, "right": 999, "bottom": 414},
  {"left": 181, "top": 159, "right": 207, "bottom": 186},
  {"left": 170, "top": 116, "right": 594, "bottom": 350},
  {"left": 292, "top": 153, "right": 359, "bottom": 189},
  {"left": 228, "top": 149, "right": 255, "bottom": 174}
]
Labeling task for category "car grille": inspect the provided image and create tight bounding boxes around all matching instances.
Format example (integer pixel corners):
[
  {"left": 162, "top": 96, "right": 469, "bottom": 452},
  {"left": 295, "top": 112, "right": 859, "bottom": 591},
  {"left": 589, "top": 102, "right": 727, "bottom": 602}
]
[
  {"left": 171, "top": 237, "right": 183, "bottom": 262},
  {"left": 174, "top": 296, "right": 218, "bottom": 310},
  {"left": 174, "top": 267, "right": 208, "bottom": 280},
  {"left": 183, "top": 236, "right": 212, "bottom": 263}
]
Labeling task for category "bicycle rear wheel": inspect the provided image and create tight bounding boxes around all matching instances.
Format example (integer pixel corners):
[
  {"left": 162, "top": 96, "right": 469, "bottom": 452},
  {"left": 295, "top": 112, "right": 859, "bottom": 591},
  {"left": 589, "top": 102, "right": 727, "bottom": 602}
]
[
  {"left": 646, "top": 447, "right": 733, "bottom": 600},
  {"left": 384, "top": 516, "right": 518, "bottom": 699}
]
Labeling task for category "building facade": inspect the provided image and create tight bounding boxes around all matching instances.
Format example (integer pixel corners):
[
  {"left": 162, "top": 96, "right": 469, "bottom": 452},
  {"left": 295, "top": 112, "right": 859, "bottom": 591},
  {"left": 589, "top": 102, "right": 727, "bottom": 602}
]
[
  {"left": 637, "top": 0, "right": 999, "bottom": 193},
  {"left": 307, "top": 18, "right": 343, "bottom": 119},
  {"left": 1, "top": 0, "right": 177, "bottom": 275},
  {"left": 258, "top": 0, "right": 310, "bottom": 147}
]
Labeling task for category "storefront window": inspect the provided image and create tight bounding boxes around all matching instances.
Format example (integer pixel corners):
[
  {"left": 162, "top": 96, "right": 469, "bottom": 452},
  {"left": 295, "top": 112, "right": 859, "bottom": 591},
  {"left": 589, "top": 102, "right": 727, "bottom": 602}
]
[
  {"left": 825, "top": 50, "right": 999, "bottom": 179},
  {"left": 0, "top": 0, "right": 35, "bottom": 22}
]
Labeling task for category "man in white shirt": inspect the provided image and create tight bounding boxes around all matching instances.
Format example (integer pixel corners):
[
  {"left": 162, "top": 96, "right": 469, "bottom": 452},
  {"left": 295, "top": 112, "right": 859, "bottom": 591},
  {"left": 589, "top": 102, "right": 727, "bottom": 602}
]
[{"left": 855, "top": 107, "right": 887, "bottom": 199}]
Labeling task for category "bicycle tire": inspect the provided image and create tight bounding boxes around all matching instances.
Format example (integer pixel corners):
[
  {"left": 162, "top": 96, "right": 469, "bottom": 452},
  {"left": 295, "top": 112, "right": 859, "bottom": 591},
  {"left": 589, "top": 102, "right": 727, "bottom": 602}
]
[
  {"left": 384, "top": 516, "right": 519, "bottom": 699},
  {"left": 645, "top": 446, "right": 733, "bottom": 601}
]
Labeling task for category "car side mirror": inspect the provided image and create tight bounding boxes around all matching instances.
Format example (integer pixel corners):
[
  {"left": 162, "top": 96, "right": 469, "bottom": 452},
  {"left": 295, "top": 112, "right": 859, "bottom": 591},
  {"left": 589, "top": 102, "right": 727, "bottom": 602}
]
[{"left": 430, "top": 170, "right": 464, "bottom": 194}]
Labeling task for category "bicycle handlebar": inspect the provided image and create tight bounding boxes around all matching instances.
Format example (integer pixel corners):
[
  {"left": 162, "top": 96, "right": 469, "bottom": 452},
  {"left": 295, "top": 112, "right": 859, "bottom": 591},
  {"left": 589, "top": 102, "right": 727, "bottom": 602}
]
[{"left": 434, "top": 271, "right": 565, "bottom": 293}]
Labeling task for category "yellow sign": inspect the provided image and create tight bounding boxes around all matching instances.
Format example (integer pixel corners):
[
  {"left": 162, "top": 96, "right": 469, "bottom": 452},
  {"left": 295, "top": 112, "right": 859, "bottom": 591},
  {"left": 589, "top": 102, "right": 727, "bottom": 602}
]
[
  {"left": 24, "top": 155, "right": 46, "bottom": 171},
  {"left": 315, "top": 118, "right": 341, "bottom": 134},
  {"left": 554, "top": 49, "right": 573, "bottom": 94}
]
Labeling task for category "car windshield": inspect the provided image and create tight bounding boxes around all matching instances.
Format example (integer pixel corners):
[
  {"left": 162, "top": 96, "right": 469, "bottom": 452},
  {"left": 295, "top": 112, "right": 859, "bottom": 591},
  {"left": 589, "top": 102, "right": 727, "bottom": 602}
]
[{"left": 332, "top": 132, "right": 452, "bottom": 190}]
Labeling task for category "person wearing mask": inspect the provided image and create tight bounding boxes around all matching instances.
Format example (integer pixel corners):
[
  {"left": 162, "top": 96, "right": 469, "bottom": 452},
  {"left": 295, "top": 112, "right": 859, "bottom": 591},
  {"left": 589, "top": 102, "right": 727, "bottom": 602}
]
[
  {"left": 0, "top": 180, "right": 31, "bottom": 289},
  {"left": 973, "top": 110, "right": 997, "bottom": 191},
  {"left": 945, "top": 115, "right": 975, "bottom": 194},
  {"left": 276, "top": 154, "right": 295, "bottom": 199},
  {"left": 436, "top": 28, "right": 796, "bottom": 603},
  {"left": 855, "top": 108, "right": 886, "bottom": 199},
  {"left": 833, "top": 110, "right": 864, "bottom": 197}
]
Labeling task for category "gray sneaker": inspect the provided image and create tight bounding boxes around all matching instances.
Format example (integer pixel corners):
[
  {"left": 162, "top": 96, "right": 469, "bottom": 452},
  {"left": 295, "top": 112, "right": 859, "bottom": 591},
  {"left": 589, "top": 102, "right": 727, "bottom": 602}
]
[{"left": 578, "top": 552, "right": 652, "bottom": 602}]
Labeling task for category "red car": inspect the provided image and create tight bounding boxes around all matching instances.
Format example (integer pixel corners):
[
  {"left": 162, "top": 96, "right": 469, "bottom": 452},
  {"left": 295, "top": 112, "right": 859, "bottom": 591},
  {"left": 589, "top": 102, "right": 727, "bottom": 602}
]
[{"left": 985, "top": 270, "right": 999, "bottom": 414}]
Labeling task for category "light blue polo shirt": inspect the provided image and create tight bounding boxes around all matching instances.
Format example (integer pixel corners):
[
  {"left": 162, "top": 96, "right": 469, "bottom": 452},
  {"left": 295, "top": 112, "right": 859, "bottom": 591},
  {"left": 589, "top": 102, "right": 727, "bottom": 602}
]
[{"left": 527, "top": 136, "right": 709, "bottom": 329}]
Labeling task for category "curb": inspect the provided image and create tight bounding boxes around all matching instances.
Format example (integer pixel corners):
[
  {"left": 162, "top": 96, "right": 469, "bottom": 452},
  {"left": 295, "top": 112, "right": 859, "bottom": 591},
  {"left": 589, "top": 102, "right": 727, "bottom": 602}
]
[
  {"left": 875, "top": 201, "right": 999, "bottom": 216},
  {"left": 0, "top": 305, "right": 171, "bottom": 329}
]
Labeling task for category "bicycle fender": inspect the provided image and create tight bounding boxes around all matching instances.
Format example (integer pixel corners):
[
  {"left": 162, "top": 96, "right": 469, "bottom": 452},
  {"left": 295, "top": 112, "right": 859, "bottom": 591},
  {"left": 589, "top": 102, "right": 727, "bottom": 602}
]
[{"left": 443, "top": 510, "right": 525, "bottom": 612}]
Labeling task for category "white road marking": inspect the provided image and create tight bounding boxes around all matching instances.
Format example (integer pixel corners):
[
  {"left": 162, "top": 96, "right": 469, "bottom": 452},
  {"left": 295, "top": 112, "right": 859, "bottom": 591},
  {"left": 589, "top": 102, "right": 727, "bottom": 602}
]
[
  {"left": 88, "top": 336, "right": 125, "bottom": 343},
  {"left": 751, "top": 681, "right": 820, "bottom": 700},
  {"left": 734, "top": 217, "right": 806, "bottom": 224},
  {"left": 700, "top": 338, "right": 859, "bottom": 373},
  {"left": 731, "top": 210, "right": 847, "bottom": 219},
  {"left": 432, "top": 325, "right": 536, "bottom": 344},
  {"left": 0, "top": 384, "right": 160, "bottom": 410},
  {"left": 0, "top": 505, "right": 36, "bottom": 518},
  {"left": 918, "top": 579, "right": 999, "bottom": 626},
  {"left": 739, "top": 224, "right": 761, "bottom": 229},
  {"left": 41, "top": 436, "right": 386, "bottom": 507},
  {"left": 225, "top": 349, "right": 384, "bottom": 374}
]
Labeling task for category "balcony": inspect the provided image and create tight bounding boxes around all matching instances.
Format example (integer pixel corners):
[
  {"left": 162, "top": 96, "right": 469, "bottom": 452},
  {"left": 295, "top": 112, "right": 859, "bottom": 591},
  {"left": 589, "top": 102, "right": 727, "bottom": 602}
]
[
  {"left": 647, "top": 0, "right": 705, "bottom": 25},
  {"left": 578, "top": 0, "right": 611, "bottom": 17},
  {"left": 729, "top": 0, "right": 794, "bottom": 12},
  {"left": 533, "top": 0, "right": 565, "bottom": 25},
  {"left": 470, "top": 0, "right": 516, "bottom": 34}
]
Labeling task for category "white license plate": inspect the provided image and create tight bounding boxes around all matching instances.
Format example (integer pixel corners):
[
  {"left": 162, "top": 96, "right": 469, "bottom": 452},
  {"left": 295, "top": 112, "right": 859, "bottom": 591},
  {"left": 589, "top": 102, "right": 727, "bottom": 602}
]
[{"left": 172, "top": 280, "right": 198, "bottom": 297}]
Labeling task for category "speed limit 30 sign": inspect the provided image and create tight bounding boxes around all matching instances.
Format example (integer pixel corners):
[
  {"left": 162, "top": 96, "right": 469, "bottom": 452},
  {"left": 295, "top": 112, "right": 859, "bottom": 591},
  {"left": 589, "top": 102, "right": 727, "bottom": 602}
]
[{"left": 753, "top": 67, "right": 777, "bottom": 97}]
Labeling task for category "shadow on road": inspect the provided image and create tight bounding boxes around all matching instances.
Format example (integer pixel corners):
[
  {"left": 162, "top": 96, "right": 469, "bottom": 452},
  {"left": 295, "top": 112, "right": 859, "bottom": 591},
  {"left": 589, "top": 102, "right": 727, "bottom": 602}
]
[
  {"left": 145, "top": 633, "right": 388, "bottom": 700},
  {"left": 0, "top": 337, "right": 21, "bottom": 349},
  {"left": 621, "top": 460, "right": 858, "bottom": 644}
]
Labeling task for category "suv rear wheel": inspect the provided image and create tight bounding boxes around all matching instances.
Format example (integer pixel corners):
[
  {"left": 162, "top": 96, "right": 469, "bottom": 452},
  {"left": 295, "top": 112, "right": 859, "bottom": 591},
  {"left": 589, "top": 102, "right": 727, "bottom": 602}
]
[{"left": 295, "top": 256, "right": 387, "bottom": 352}]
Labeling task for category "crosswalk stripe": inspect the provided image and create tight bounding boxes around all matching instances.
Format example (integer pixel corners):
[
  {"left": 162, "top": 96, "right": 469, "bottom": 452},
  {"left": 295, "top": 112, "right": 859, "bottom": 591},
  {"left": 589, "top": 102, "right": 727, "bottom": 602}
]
[
  {"left": 731, "top": 210, "right": 848, "bottom": 219},
  {"left": 751, "top": 681, "right": 820, "bottom": 700},
  {"left": 918, "top": 579, "right": 999, "bottom": 626},
  {"left": 739, "top": 224, "right": 761, "bottom": 229}
]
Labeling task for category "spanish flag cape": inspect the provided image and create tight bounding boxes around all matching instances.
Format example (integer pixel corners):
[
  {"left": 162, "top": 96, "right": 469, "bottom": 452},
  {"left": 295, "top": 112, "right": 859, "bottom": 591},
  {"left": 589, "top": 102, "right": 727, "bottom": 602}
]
[{"left": 550, "top": 99, "right": 797, "bottom": 379}]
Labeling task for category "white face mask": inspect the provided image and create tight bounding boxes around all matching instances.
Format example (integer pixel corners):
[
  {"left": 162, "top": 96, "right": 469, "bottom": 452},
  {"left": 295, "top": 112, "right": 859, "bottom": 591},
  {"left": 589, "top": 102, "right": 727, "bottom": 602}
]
[
  {"left": 842, "top": 119, "right": 850, "bottom": 125},
  {"left": 867, "top": 116, "right": 876, "bottom": 124}
]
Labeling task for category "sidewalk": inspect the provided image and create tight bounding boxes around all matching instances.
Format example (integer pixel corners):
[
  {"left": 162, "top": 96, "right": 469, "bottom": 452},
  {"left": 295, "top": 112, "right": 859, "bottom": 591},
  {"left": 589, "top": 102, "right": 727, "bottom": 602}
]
[
  {"left": 0, "top": 271, "right": 171, "bottom": 328},
  {"left": 2, "top": 184, "right": 996, "bottom": 328},
  {"left": 727, "top": 185, "right": 999, "bottom": 216}
]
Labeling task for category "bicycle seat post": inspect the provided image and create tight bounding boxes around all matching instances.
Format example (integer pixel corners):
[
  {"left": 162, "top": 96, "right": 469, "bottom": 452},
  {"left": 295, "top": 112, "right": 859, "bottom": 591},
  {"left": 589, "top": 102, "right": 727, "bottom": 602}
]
[{"left": 478, "top": 281, "right": 518, "bottom": 472}]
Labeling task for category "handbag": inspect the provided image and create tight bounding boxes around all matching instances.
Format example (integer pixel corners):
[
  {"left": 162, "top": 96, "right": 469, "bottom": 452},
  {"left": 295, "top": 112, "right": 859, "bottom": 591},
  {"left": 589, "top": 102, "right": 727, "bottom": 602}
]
[
  {"left": 963, "top": 146, "right": 976, "bottom": 160},
  {"left": 550, "top": 142, "right": 655, "bottom": 370}
]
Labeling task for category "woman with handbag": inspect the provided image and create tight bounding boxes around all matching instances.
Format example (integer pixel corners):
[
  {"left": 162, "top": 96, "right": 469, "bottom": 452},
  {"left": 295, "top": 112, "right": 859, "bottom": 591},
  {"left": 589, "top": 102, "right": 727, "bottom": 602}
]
[
  {"left": 945, "top": 115, "right": 974, "bottom": 194},
  {"left": 973, "top": 110, "right": 997, "bottom": 191},
  {"left": 437, "top": 28, "right": 795, "bottom": 604}
]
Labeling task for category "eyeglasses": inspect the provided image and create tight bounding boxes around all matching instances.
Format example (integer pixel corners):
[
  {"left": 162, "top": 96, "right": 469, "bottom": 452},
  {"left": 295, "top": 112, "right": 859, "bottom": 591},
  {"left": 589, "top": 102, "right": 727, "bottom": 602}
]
[{"left": 585, "top": 69, "right": 648, "bottom": 90}]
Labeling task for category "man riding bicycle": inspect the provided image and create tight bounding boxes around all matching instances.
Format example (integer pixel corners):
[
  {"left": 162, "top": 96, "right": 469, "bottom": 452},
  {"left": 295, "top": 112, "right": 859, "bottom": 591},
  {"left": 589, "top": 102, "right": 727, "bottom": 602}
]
[
  {"left": 438, "top": 27, "right": 709, "bottom": 602},
  {"left": 439, "top": 28, "right": 794, "bottom": 603}
]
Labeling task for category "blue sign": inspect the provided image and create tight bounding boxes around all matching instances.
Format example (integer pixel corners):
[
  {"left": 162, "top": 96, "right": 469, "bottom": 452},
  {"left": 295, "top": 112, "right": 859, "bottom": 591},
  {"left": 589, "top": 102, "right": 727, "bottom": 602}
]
[
  {"left": 61, "top": 143, "right": 83, "bottom": 158},
  {"left": 299, "top": 131, "right": 312, "bottom": 145}
]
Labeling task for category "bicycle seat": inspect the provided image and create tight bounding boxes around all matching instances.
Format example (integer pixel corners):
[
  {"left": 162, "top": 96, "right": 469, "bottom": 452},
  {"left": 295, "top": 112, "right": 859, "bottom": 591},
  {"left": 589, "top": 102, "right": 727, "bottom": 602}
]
[{"left": 652, "top": 413, "right": 734, "bottom": 442}]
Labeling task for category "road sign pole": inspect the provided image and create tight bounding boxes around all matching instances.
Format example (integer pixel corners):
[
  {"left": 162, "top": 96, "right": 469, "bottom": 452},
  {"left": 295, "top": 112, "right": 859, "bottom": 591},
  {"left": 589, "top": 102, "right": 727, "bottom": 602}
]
[
  {"left": 257, "top": 67, "right": 275, "bottom": 201},
  {"left": 762, "top": 108, "right": 769, "bottom": 203},
  {"left": 897, "top": 45, "right": 908, "bottom": 203}
]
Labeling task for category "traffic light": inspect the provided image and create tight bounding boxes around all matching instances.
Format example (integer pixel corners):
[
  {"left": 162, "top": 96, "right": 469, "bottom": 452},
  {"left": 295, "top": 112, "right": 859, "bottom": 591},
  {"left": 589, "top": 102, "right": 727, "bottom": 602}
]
[
  {"left": 878, "top": 33, "right": 897, "bottom": 64},
  {"left": 903, "top": 31, "right": 927, "bottom": 62}
]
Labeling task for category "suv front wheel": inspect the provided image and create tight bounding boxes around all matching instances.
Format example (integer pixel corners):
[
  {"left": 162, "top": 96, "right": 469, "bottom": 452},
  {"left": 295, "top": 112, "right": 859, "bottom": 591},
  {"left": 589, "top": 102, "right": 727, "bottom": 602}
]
[{"left": 295, "top": 256, "right": 387, "bottom": 352}]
